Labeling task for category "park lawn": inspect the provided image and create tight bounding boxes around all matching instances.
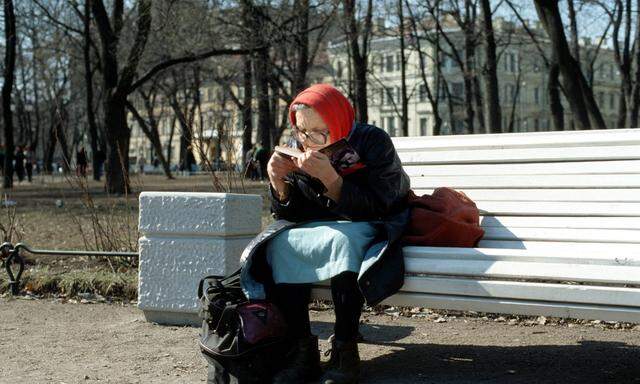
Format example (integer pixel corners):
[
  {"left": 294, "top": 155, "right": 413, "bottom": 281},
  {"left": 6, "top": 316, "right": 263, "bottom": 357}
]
[{"left": 0, "top": 173, "right": 274, "bottom": 298}]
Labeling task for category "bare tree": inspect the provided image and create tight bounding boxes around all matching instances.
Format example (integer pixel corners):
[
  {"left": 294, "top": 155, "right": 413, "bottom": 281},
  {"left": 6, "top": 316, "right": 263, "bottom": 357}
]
[
  {"left": 3, "top": 0, "right": 17, "bottom": 188},
  {"left": 479, "top": 0, "right": 501, "bottom": 133},
  {"left": 126, "top": 84, "right": 173, "bottom": 179},
  {"left": 398, "top": 0, "right": 409, "bottom": 136},
  {"left": 534, "top": 0, "right": 606, "bottom": 130},
  {"left": 343, "top": 0, "right": 374, "bottom": 123}
]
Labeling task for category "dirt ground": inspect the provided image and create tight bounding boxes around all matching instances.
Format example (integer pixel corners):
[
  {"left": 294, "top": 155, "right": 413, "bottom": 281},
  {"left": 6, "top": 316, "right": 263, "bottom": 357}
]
[{"left": 1, "top": 297, "right": 639, "bottom": 384}]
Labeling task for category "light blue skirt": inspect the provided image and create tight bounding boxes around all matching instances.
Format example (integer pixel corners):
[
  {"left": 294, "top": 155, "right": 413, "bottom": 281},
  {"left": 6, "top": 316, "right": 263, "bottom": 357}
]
[{"left": 265, "top": 220, "right": 379, "bottom": 284}]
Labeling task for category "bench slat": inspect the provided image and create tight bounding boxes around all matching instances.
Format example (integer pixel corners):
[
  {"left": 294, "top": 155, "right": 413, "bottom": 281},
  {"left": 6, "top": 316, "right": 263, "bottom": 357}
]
[
  {"left": 405, "top": 160, "right": 640, "bottom": 176},
  {"left": 392, "top": 128, "right": 640, "bottom": 151},
  {"left": 479, "top": 216, "right": 640, "bottom": 229},
  {"left": 404, "top": 258, "right": 640, "bottom": 285},
  {"left": 401, "top": 277, "right": 640, "bottom": 307},
  {"left": 477, "top": 239, "right": 640, "bottom": 252},
  {"left": 402, "top": 245, "right": 640, "bottom": 265},
  {"left": 313, "top": 277, "right": 640, "bottom": 307},
  {"left": 481, "top": 226, "right": 640, "bottom": 244},
  {"left": 410, "top": 174, "right": 640, "bottom": 189},
  {"left": 473, "top": 201, "right": 640, "bottom": 216},
  {"left": 414, "top": 189, "right": 640, "bottom": 202},
  {"left": 311, "top": 289, "right": 640, "bottom": 323},
  {"left": 398, "top": 145, "right": 640, "bottom": 165}
]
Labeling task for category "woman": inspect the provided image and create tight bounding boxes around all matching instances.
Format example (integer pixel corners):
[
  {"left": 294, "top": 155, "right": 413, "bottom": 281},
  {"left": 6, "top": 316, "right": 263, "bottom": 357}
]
[{"left": 239, "top": 83, "right": 410, "bottom": 384}]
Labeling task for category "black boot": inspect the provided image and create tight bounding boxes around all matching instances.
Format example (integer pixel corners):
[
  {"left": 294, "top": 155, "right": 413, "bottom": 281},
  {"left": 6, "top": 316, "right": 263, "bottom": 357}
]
[
  {"left": 320, "top": 338, "right": 360, "bottom": 384},
  {"left": 272, "top": 335, "right": 321, "bottom": 384}
]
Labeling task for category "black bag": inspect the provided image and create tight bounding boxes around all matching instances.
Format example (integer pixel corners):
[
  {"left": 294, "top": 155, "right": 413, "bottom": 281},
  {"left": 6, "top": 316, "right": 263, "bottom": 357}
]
[{"left": 198, "top": 269, "right": 290, "bottom": 384}]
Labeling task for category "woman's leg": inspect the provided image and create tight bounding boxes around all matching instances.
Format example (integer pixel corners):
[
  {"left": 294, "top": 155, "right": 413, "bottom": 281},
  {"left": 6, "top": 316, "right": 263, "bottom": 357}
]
[
  {"left": 272, "top": 282, "right": 312, "bottom": 339},
  {"left": 330, "top": 271, "right": 364, "bottom": 342},
  {"left": 321, "top": 271, "right": 363, "bottom": 384},
  {"left": 271, "top": 282, "right": 321, "bottom": 383}
]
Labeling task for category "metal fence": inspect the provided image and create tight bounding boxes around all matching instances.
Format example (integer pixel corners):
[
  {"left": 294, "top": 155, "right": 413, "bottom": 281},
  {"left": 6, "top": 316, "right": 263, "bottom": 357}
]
[{"left": 0, "top": 242, "right": 138, "bottom": 295}]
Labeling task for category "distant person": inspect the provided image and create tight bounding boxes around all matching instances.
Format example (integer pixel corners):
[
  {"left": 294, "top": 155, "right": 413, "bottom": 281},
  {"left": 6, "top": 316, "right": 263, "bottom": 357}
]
[
  {"left": 153, "top": 157, "right": 160, "bottom": 170},
  {"left": 24, "top": 146, "right": 34, "bottom": 183},
  {"left": 187, "top": 148, "right": 196, "bottom": 174},
  {"left": 95, "top": 149, "right": 106, "bottom": 180},
  {"left": 253, "top": 144, "right": 269, "bottom": 181},
  {"left": 244, "top": 146, "right": 257, "bottom": 180},
  {"left": 0, "top": 144, "right": 5, "bottom": 176},
  {"left": 76, "top": 147, "right": 88, "bottom": 177},
  {"left": 14, "top": 146, "right": 25, "bottom": 182},
  {"left": 137, "top": 155, "right": 146, "bottom": 175}
]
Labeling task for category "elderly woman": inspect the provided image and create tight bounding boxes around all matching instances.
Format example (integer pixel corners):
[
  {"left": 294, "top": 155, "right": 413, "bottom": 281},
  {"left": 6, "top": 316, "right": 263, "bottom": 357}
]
[{"left": 240, "top": 83, "right": 410, "bottom": 384}]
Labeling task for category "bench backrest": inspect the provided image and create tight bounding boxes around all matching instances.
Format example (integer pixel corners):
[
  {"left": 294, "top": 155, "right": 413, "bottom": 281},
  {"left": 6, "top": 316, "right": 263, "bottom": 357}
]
[
  {"left": 390, "top": 129, "right": 640, "bottom": 290},
  {"left": 391, "top": 128, "right": 640, "bottom": 248}
]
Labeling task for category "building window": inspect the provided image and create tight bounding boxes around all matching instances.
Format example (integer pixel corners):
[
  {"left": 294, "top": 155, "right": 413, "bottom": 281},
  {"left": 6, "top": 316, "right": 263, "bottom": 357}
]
[
  {"left": 534, "top": 87, "right": 540, "bottom": 105},
  {"left": 420, "top": 117, "right": 428, "bottom": 136},
  {"left": 387, "top": 116, "right": 396, "bottom": 136},
  {"left": 504, "top": 52, "right": 517, "bottom": 73},
  {"left": 386, "top": 87, "right": 395, "bottom": 105},
  {"left": 419, "top": 84, "right": 427, "bottom": 102},
  {"left": 337, "top": 61, "right": 343, "bottom": 79},
  {"left": 609, "top": 93, "right": 615, "bottom": 110},
  {"left": 609, "top": 64, "right": 614, "bottom": 79},
  {"left": 395, "top": 53, "right": 401, "bottom": 71},
  {"left": 598, "top": 92, "right": 604, "bottom": 106},
  {"left": 534, "top": 118, "right": 540, "bottom": 130},
  {"left": 452, "top": 82, "right": 463, "bottom": 98},
  {"left": 380, "top": 88, "right": 385, "bottom": 105},
  {"left": 385, "top": 55, "right": 394, "bottom": 72}
]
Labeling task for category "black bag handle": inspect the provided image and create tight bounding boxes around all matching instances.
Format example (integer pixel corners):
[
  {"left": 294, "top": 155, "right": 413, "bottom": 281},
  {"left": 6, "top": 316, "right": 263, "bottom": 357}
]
[{"left": 197, "top": 268, "right": 241, "bottom": 299}]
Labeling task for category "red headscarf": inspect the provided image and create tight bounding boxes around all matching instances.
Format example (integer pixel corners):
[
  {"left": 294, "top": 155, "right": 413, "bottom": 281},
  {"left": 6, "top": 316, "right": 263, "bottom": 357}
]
[{"left": 288, "top": 83, "right": 355, "bottom": 144}]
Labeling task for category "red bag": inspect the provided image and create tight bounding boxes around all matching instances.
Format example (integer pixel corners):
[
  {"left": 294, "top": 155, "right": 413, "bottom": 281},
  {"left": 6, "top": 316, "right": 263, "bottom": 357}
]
[{"left": 401, "top": 187, "right": 485, "bottom": 247}]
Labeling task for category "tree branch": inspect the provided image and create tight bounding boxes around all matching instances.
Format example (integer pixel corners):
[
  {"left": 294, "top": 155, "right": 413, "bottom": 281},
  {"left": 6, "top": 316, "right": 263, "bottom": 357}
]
[{"left": 128, "top": 46, "right": 266, "bottom": 94}]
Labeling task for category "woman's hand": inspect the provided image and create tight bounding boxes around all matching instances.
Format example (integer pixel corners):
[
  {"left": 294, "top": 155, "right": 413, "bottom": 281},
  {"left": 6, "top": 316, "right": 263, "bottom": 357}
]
[
  {"left": 294, "top": 150, "right": 340, "bottom": 190},
  {"left": 267, "top": 152, "right": 297, "bottom": 201}
]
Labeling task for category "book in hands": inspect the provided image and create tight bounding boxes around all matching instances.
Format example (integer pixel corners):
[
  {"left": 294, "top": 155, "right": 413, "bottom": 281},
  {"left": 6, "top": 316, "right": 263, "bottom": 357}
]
[{"left": 274, "top": 138, "right": 366, "bottom": 177}]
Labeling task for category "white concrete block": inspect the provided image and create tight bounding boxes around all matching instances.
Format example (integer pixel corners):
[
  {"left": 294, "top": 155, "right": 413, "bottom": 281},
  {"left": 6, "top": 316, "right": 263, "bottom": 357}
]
[
  {"left": 139, "top": 192, "right": 262, "bottom": 236},
  {"left": 137, "top": 192, "right": 262, "bottom": 326}
]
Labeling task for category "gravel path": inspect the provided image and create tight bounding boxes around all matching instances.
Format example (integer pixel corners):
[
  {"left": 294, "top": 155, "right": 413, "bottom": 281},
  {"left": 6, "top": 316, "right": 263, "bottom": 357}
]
[{"left": 1, "top": 297, "right": 639, "bottom": 384}]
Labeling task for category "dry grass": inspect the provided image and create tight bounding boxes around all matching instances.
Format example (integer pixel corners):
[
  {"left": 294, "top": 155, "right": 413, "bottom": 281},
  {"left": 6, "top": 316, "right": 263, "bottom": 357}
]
[{"left": 1, "top": 173, "right": 274, "bottom": 297}]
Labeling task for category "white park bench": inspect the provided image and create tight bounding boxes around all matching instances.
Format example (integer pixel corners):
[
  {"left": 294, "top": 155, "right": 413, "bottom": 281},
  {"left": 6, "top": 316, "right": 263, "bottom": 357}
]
[{"left": 137, "top": 128, "right": 640, "bottom": 326}]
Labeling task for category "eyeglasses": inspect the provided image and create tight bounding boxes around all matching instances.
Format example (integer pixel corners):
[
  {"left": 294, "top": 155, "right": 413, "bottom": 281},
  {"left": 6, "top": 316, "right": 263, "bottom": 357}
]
[{"left": 291, "top": 126, "right": 330, "bottom": 145}]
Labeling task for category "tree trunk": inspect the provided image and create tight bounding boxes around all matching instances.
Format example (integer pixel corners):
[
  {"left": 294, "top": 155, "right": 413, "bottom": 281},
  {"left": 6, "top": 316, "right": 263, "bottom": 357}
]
[
  {"left": 242, "top": 56, "right": 253, "bottom": 165},
  {"left": 126, "top": 100, "right": 173, "bottom": 179},
  {"left": 480, "top": 0, "right": 502, "bottom": 133},
  {"left": 84, "top": 0, "right": 101, "bottom": 181},
  {"left": 534, "top": 0, "right": 606, "bottom": 130},
  {"left": 344, "top": 0, "right": 372, "bottom": 124},
  {"left": 92, "top": 0, "right": 152, "bottom": 193},
  {"left": 3, "top": 0, "right": 16, "bottom": 188},
  {"left": 548, "top": 60, "right": 564, "bottom": 131},
  {"left": 103, "top": 95, "right": 130, "bottom": 192},
  {"left": 567, "top": 0, "right": 580, "bottom": 65},
  {"left": 398, "top": 0, "right": 408, "bottom": 136},
  {"left": 254, "top": 49, "right": 273, "bottom": 149},
  {"left": 630, "top": 0, "right": 640, "bottom": 127},
  {"left": 44, "top": 120, "right": 58, "bottom": 174},
  {"left": 293, "top": 0, "right": 310, "bottom": 95}
]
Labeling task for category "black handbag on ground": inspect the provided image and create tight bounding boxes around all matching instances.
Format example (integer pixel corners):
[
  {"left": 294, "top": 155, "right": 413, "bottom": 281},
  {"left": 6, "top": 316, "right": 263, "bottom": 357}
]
[{"left": 197, "top": 269, "right": 290, "bottom": 384}]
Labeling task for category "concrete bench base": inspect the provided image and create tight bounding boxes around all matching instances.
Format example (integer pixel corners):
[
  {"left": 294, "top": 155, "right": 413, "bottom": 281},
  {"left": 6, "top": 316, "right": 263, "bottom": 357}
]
[{"left": 137, "top": 192, "right": 262, "bottom": 326}]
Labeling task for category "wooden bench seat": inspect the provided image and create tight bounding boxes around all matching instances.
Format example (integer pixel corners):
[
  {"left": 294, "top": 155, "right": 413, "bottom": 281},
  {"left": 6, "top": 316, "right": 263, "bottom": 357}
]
[{"left": 313, "top": 128, "right": 640, "bottom": 323}]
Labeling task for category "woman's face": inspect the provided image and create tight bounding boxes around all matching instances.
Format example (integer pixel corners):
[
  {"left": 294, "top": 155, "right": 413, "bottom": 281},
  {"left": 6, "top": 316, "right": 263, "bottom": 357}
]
[{"left": 295, "top": 108, "right": 330, "bottom": 151}]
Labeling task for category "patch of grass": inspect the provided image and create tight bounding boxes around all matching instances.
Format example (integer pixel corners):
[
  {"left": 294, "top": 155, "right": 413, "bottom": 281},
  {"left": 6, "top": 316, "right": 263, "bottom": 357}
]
[{"left": 0, "top": 266, "right": 138, "bottom": 300}]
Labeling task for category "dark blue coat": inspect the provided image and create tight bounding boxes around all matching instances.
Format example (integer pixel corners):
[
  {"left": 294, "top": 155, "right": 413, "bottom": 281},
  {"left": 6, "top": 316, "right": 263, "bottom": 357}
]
[{"left": 240, "top": 123, "right": 411, "bottom": 306}]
